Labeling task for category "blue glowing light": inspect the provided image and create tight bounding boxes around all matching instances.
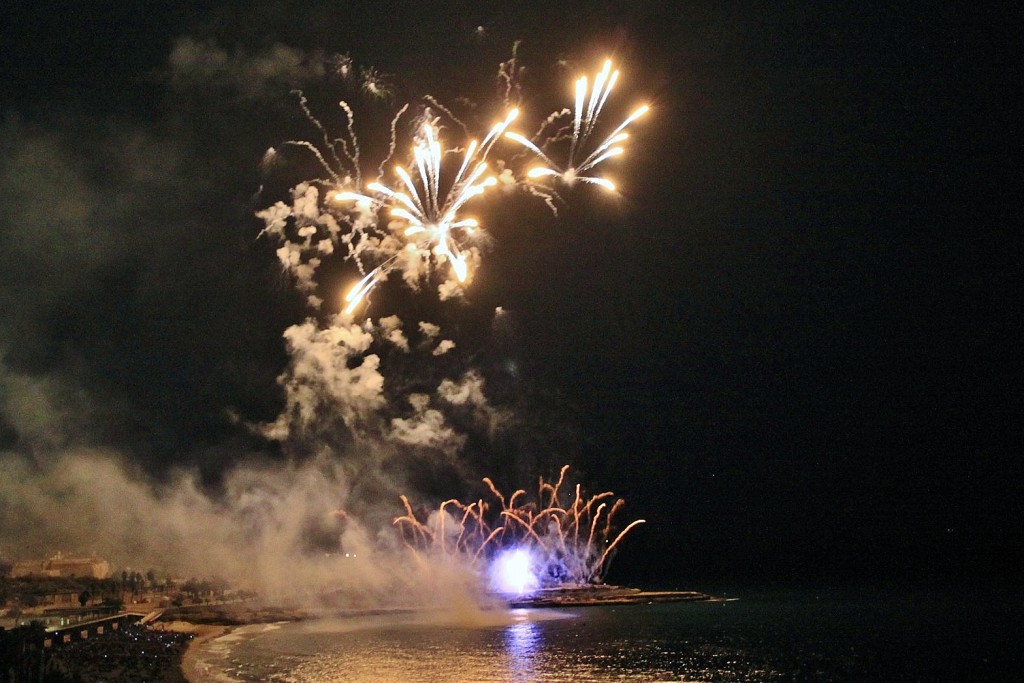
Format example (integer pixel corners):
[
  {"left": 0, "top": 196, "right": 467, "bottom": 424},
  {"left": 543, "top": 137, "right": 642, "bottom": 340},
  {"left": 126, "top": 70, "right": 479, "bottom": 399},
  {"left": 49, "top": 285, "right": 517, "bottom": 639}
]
[{"left": 489, "top": 548, "right": 540, "bottom": 595}]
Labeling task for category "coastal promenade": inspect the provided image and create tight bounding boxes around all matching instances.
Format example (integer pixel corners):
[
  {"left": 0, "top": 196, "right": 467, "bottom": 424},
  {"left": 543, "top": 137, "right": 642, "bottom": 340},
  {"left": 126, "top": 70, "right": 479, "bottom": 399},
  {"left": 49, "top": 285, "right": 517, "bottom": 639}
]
[{"left": 43, "top": 611, "right": 149, "bottom": 647}]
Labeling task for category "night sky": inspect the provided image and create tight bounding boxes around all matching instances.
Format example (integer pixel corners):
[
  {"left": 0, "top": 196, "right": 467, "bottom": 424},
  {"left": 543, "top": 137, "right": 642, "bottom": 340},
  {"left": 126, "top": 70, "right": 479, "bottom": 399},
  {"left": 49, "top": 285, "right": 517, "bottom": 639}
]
[{"left": 0, "top": 2, "right": 1017, "bottom": 588}]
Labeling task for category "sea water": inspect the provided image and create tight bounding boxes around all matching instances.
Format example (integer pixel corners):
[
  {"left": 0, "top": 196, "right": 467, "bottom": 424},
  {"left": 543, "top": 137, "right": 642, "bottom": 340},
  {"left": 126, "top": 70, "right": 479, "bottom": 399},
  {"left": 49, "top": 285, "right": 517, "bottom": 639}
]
[{"left": 188, "top": 588, "right": 1020, "bottom": 682}]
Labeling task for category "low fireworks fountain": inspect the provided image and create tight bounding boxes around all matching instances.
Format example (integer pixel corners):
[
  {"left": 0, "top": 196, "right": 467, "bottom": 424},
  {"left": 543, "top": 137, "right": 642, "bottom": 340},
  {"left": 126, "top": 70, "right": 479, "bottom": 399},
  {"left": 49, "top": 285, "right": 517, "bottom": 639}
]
[{"left": 392, "top": 466, "right": 645, "bottom": 596}]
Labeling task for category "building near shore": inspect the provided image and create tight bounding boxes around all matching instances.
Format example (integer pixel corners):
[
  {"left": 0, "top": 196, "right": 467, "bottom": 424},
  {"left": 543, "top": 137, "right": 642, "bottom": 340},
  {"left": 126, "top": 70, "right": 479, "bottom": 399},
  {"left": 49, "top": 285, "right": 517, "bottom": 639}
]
[{"left": 9, "top": 553, "right": 111, "bottom": 579}]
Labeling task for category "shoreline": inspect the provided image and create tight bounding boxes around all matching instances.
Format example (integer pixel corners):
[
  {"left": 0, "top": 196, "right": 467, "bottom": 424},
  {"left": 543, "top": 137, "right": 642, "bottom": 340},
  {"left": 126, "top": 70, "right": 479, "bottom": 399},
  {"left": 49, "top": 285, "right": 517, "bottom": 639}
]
[
  {"left": 173, "top": 623, "right": 231, "bottom": 683},
  {"left": 174, "top": 589, "right": 715, "bottom": 682},
  {"left": 508, "top": 587, "right": 714, "bottom": 608}
]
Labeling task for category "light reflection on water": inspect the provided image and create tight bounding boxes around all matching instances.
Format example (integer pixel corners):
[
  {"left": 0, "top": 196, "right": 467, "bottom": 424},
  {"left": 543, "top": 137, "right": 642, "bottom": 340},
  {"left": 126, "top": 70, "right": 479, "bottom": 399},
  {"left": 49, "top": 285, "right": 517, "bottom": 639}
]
[
  {"left": 503, "top": 610, "right": 539, "bottom": 682},
  {"left": 193, "top": 605, "right": 767, "bottom": 682},
  {"left": 190, "top": 592, "right": 1021, "bottom": 682}
]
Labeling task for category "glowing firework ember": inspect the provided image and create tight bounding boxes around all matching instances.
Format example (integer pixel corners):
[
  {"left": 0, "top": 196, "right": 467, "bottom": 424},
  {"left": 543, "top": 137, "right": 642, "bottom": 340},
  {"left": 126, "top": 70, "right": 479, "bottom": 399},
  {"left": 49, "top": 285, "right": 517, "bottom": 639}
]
[
  {"left": 393, "top": 466, "right": 645, "bottom": 594},
  {"left": 257, "top": 54, "right": 648, "bottom": 316}
]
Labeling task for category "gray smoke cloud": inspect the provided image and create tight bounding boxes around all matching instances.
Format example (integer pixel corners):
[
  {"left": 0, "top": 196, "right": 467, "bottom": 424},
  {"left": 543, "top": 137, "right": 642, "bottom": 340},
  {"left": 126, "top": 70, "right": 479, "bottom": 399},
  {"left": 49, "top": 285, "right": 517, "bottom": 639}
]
[
  {"left": 0, "top": 447, "right": 487, "bottom": 608},
  {"left": 168, "top": 38, "right": 321, "bottom": 99},
  {"left": 0, "top": 113, "right": 192, "bottom": 455},
  {"left": 0, "top": 37, "right": 355, "bottom": 446},
  {"left": 0, "top": 37, "right": 525, "bottom": 608}
]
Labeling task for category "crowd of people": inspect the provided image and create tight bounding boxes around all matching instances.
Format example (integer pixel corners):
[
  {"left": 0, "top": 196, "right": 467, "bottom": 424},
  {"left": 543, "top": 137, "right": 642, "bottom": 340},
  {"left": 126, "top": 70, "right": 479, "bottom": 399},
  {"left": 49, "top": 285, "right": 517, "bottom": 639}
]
[{"left": 44, "top": 625, "right": 193, "bottom": 683}]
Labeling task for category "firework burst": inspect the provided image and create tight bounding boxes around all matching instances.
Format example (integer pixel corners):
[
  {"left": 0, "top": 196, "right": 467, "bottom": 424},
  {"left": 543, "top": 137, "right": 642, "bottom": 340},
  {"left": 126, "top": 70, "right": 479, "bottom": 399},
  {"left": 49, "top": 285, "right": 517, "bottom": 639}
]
[
  {"left": 258, "top": 53, "right": 648, "bottom": 316},
  {"left": 506, "top": 59, "right": 649, "bottom": 192},
  {"left": 333, "top": 109, "right": 519, "bottom": 313}
]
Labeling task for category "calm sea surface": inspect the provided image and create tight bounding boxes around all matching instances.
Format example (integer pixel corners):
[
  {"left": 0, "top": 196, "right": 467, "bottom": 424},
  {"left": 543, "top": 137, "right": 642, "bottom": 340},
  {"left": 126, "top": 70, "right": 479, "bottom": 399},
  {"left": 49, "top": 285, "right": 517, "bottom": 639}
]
[{"left": 189, "top": 588, "right": 1020, "bottom": 682}]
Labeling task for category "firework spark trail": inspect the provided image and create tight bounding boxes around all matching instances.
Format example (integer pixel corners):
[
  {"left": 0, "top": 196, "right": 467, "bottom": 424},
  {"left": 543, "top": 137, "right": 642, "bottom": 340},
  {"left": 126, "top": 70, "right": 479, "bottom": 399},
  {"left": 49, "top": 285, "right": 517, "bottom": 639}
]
[
  {"left": 335, "top": 100, "right": 362, "bottom": 186},
  {"left": 497, "top": 40, "right": 524, "bottom": 106},
  {"left": 280, "top": 138, "right": 340, "bottom": 185},
  {"left": 292, "top": 91, "right": 347, "bottom": 182},
  {"left": 423, "top": 95, "right": 470, "bottom": 139},
  {"left": 392, "top": 466, "right": 644, "bottom": 587},
  {"left": 377, "top": 104, "right": 411, "bottom": 182}
]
